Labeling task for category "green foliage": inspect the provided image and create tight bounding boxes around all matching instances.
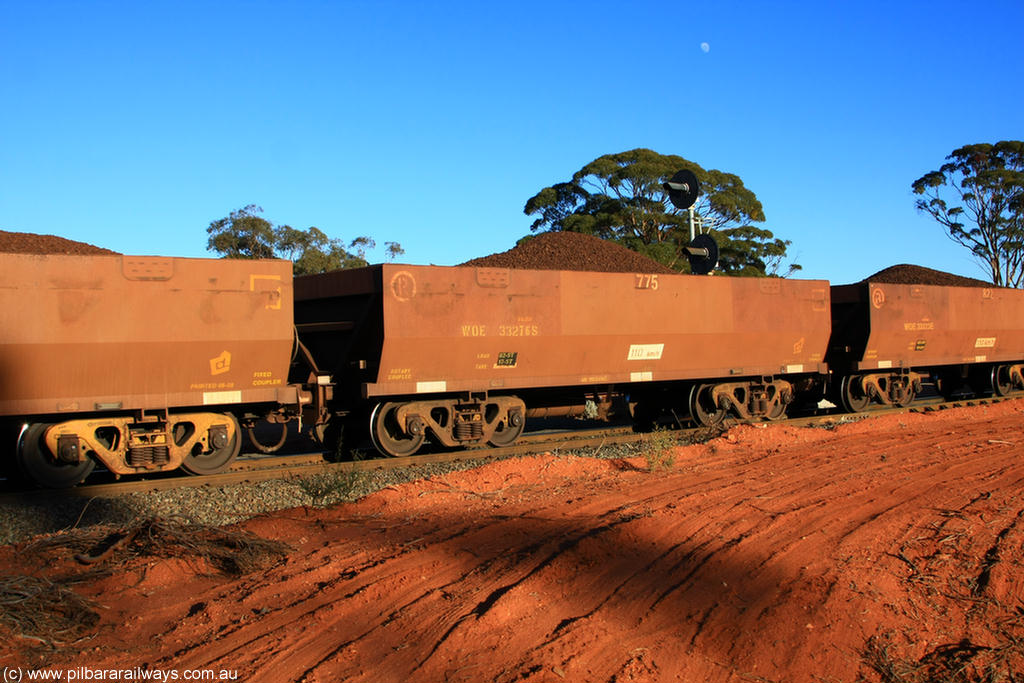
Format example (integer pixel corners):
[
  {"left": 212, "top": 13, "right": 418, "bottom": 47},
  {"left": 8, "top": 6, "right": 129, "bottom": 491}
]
[
  {"left": 524, "top": 148, "right": 800, "bottom": 277},
  {"left": 206, "top": 205, "right": 404, "bottom": 275},
  {"left": 912, "top": 141, "right": 1024, "bottom": 287},
  {"left": 296, "top": 465, "right": 368, "bottom": 507},
  {"left": 643, "top": 427, "right": 678, "bottom": 471},
  {"left": 206, "top": 205, "right": 277, "bottom": 260}
]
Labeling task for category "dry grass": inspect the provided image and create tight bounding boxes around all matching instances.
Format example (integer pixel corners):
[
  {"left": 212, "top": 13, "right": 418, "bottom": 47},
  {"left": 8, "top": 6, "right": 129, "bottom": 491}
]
[
  {"left": 862, "top": 635, "right": 1022, "bottom": 683},
  {"left": 0, "top": 517, "right": 292, "bottom": 649},
  {"left": 860, "top": 500, "right": 1024, "bottom": 683},
  {"left": 642, "top": 427, "right": 678, "bottom": 471},
  {"left": 295, "top": 464, "right": 369, "bottom": 507},
  {"left": 0, "top": 574, "right": 98, "bottom": 644},
  {"left": 27, "top": 516, "right": 292, "bottom": 576}
]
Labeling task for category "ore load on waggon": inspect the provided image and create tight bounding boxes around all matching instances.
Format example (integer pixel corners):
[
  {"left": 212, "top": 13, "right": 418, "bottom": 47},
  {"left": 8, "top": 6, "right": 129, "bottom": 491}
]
[{"left": 3, "top": 225, "right": 1024, "bottom": 488}]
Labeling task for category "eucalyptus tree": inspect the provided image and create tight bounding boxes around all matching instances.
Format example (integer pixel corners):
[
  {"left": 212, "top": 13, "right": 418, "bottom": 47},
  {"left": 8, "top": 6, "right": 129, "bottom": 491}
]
[
  {"left": 912, "top": 141, "right": 1024, "bottom": 287},
  {"left": 207, "top": 204, "right": 403, "bottom": 275},
  {"left": 524, "top": 148, "right": 799, "bottom": 276}
]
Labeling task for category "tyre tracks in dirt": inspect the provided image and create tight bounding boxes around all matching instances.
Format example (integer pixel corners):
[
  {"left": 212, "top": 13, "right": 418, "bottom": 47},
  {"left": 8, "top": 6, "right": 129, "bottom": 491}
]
[{"left": 4, "top": 400, "right": 1024, "bottom": 682}]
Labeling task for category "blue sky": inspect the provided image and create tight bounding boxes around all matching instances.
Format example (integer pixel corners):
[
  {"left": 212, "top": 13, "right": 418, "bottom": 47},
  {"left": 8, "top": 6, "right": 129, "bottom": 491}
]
[{"left": 1, "top": 0, "right": 1021, "bottom": 284}]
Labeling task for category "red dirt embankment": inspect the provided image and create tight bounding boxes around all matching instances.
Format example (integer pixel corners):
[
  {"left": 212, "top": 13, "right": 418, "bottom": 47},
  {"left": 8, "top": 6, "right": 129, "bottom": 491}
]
[{"left": 3, "top": 401, "right": 1024, "bottom": 682}]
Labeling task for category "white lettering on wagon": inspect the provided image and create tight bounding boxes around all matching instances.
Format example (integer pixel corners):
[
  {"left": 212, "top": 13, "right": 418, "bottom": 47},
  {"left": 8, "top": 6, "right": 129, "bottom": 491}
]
[
  {"left": 975, "top": 337, "right": 996, "bottom": 348},
  {"left": 627, "top": 343, "right": 664, "bottom": 361}
]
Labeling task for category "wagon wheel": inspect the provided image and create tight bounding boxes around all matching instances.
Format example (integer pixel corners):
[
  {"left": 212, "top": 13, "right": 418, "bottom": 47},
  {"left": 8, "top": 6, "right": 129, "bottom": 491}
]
[
  {"left": 839, "top": 375, "right": 871, "bottom": 413},
  {"left": 991, "top": 365, "right": 1014, "bottom": 397},
  {"left": 17, "top": 423, "right": 95, "bottom": 488},
  {"left": 488, "top": 410, "right": 525, "bottom": 447},
  {"left": 369, "top": 402, "right": 425, "bottom": 457},
  {"left": 246, "top": 420, "right": 289, "bottom": 454},
  {"left": 689, "top": 384, "right": 726, "bottom": 427},
  {"left": 182, "top": 414, "right": 241, "bottom": 475},
  {"left": 766, "top": 397, "right": 788, "bottom": 420}
]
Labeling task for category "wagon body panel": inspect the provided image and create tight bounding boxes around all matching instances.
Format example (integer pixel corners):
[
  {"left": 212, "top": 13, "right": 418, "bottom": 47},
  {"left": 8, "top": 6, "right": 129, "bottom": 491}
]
[
  {"left": 294, "top": 265, "right": 831, "bottom": 399},
  {"left": 828, "top": 281, "right": 1024, "bottom": 371},
  {"left": 0, "top": 254, "right": 294, "bottom": 417}
]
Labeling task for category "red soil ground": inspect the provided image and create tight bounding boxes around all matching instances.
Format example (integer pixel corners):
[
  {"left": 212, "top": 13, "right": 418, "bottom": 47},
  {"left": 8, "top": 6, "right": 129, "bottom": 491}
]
[{"left": 3, "top": 401, "right": 1023, "bottom": 682}]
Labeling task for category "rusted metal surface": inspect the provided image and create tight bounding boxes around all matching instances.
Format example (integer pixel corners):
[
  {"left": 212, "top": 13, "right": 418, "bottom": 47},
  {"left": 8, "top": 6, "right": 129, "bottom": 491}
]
[
  {"left": 38, "top": 412, "right": 242, "bottom": 476},
  {"left": 829, "top": 281, "right": 1024, "bottom": 372},
  {"left": 0, "top": 254, "right": 295, "bottom": 417},
  {"left": 295, "top": 265, "right": 831, "bottom": 399}
]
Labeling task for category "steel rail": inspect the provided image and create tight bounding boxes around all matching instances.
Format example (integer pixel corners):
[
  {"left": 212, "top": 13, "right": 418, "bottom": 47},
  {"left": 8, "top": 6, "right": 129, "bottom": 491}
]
[{"left": 0, "top": 395, "right": 1016, "bottom": 503}]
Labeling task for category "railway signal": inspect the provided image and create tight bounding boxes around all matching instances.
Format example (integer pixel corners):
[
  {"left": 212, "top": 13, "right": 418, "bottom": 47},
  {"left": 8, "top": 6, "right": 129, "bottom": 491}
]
[{"left": 663, "top": 169, "right": 719, "bottom": 275}]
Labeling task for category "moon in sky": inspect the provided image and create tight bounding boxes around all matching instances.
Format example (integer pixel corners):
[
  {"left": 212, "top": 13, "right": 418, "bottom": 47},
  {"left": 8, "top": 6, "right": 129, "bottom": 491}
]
[{"left": 700, "top": 42, "right": 710, "bottom": 53}]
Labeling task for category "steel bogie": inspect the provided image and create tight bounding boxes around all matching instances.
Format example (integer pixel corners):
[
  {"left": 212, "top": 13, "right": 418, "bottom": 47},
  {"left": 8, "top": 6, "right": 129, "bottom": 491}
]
[
  {"left": 837, "top": 372, "right": 923, "bottom": 412},
  {"left": 689, "top": 379, "right": 794, "bottom": 425},
  {"left": 16, "top": 412, "right": 244, "bottom": 485},
  {"left": 369, "top": 396, "right": 527, "bottom": 457}
]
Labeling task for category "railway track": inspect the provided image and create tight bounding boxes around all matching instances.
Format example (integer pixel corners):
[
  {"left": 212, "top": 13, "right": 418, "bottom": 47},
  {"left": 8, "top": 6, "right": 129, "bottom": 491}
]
[{"left": 0, "top": 395, "right": 1014, "bottom": 503}]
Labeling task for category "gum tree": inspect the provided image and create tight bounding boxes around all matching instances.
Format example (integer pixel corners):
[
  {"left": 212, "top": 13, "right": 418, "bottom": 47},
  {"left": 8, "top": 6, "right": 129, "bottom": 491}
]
[
  {"left": 207, "top": 205, "right": 403, "bottom": 275},
  {"left": 523, "top": 148, "right": 800, "bottom": 276},
  {"left": 912, "top": 141, "right": 1024, "bottom": 287}
]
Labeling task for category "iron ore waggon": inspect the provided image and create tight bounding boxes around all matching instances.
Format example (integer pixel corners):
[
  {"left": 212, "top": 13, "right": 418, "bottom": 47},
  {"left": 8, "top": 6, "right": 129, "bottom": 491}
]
[
  {"left": 6, "top": 250, "right": 1024, "bottom": 489},
  {"left": 827, "top": 277, "right": 1024, "bottom": 411},
  {"left": 0, "top": 253, "right": 297, "bottom": 487},
  {"left": 292, "top": 264, "right": 833, "bottom": 457}
]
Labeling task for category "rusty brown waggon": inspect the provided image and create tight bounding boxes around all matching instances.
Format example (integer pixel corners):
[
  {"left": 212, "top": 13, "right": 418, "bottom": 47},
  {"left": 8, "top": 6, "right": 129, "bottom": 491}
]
[
  {"left": 293, "top": 264, "right": 832, "bottom": 457},
  {"left": 0, "top": 254, "right": 295, "bottom": 486},
  {"left": 827, "top": 280, "right": 1024, "bottom": 411}
]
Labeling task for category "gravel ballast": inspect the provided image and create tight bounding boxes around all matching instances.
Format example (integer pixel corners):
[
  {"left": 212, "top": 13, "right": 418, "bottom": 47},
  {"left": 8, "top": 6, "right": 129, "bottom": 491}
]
[{"left": 0, "top": 435, "right": 668, "bottom": 547}]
